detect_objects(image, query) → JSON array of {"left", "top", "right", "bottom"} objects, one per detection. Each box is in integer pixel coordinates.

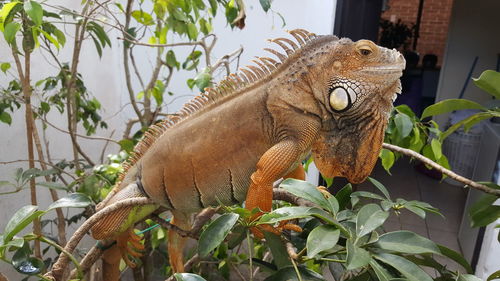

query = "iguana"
[{"left": 91, "top": 29, "right": 405, "bottom": 279}]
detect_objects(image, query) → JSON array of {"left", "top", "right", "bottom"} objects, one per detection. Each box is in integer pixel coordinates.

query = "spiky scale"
[
  {"left": 274, "top": 37, "right": 299, "bottom": 51},
  {"left": 252, "top": 58, "right": 271, "bottom": 74},
  {"left": 241, "top": 68, "right": 258, "bottom": 81},
  {"left": 247, "top": 65, "right": 265, "bottom": 78},
  {"left": 269, "top": 39, "right": 293, "bottom": 55},
  {"left": 264, "top": 48, "right": 287, "bottom": 62}
]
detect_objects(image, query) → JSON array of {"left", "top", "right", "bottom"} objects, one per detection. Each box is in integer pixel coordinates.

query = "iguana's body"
[{"left": 91, "top": 29, "right": 405, "bottom": 278}]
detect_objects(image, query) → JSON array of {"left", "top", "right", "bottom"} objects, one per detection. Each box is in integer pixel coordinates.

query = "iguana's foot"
[{"left": 116, "top": 228, "right": 145, "bottom": 268}]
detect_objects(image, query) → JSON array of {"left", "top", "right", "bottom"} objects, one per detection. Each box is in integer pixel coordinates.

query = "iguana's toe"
[{"left": 116, "top": 228, "right": 145, "bottom": 268}]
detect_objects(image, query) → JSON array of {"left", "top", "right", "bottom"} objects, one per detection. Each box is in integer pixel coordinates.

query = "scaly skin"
[{"left": 90, "top": 29, "right": 405, "bottom": 278}]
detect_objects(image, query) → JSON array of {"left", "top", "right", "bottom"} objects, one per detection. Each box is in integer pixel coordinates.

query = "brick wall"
[{"left": 381, "top": 0, "right": 454, "bottom": 66}]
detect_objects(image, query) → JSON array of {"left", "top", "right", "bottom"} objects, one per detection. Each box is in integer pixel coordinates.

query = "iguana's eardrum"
[{"left": 91, "top": 29, "right": 405, "bottom": 277}]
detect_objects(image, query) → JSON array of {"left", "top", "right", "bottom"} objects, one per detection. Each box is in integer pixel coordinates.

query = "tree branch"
[{"left": 382, "top": 143, "right": 500, "bottom": 196}]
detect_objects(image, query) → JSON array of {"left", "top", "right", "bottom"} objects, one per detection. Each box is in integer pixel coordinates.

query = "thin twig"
[
  {"left": 0, "top": 160, "right": 78, "bottom": 181},
  {"left": 41, "top": 117, "right": 120, "bottom": 144},
  {"left": 31, "top": 120, "right": 68, "bottom": 248},
  {"left": 122, "top": 0, "right": 143, "bottom": 122},
  {"left": 382, "top": 143, "right": 500, "bottom": 196}
]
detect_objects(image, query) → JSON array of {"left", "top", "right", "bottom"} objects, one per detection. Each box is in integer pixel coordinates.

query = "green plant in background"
[
  {"left": 172, "top": 178, "right": 480, "bottom": 281},
  {"left": 0, "top": 0, "right": 499, "bottom": 279}
]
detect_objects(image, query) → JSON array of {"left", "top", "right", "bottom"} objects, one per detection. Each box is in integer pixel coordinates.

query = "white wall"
[
  {"left": 0, "top": 1, "right": 335, "bottom": 279},
  {"left": 434, "top": 0, "right": 500, "bottom": 126}
]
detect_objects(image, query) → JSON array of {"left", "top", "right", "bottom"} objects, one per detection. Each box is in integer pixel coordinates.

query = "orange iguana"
[{"left": 91, "top": 29, "right": 405, "bottom": 279}]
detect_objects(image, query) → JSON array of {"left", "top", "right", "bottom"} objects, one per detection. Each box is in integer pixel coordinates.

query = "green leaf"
[
  {"left": 457, "top": 274, "right": 483, "bottom": 281},
  {"left": 280, "top": 178, "right": 332, "bottom": 212},
  {"left": 375, "top": 231, "right": 440, "bottom": 254},
  {"left": 441, "top": 112, "right": 494, "bottom": 140},
  {"left": 24, "top": 1, "right": 43, "bottom": 26},
  {"left": 194, "top": 71, "right": 211, "bottom": 91},
  {"left": 0, "top": 111, "right": 12, "bottom": 125},
  {"left": 471, "top": 204, "right": 500, "bottom": 227},
  {"left": 12, "top": 245, "right": 44, "bottom": 275},
  {"left": 199, "top": 18, "right": 211, "bottom": 35},
  {"left": 118, "top": 139, "right": 135, "bottom": 153},
  {"left": 335, "top": 183, "right": 352, "bottom": 210},
  {"left": 187, "top": 22, "right": 198, "bottom": 40},
  {"left": 4, "top": 21, "right": 21, "bottom": 44},
  {"left": 37, "top": 182, "right": 67, "bottom": 191},
  {"left": 370, "top": 260, "right": 393, "bottom": 281},
  {"left": 430, "top": 138, "right": 442, "bottom": 160},
  {"left": 263, "top": 232, "right": 292, "bottom": 269},
  {"left": 356, "top": 203, "right": 389, "bottom": 238},
  {"left": 259, "top": 206, "right": 336, "bottom": 225},
  {"left": 346, "top": 240, "right": 371, "bottom": 270},
  {"left": 374, "top": 253, "right": 433, "bottom": 281},
  {"left": 166, "top": 50, "right": 179, "bottom": 69},
  {"left": 473, "top": 70, "right": 500, "bottom": 99},
  {"left": 395, "top": 105, "right": 417, "bottom": 119},
  {"left": 38, "top": 27, "right": 59, "bottom": 49},
  {"left": 47, "top": 193, "right": 92, "bottom": 211},
  {"left": 437, "top": 244, "right": 472, "bottom": 273},
  {"left": 306, "top": 225, "right": 340, "bottom": 258},
  {"left": 88, "top": 21, "right": 111, "bottom": 47},
  {"left": 174, "top": 273, "right": 207, "bottom": 281},
  {"left": 368, "top": 177, "right": 391, "bottom": 200},
  {"left": 264, "top": 266, "right": 324, "bottom": 281},
  {"left": 3, "top": 205, "right": 45, "bottom": 243},
  {"left": 405, "top": 205, "right": 426, "bottom": 219},
  {"left": 259, "top": 0, "right": 271, "bottom": 12},
  {"left": 1, "top": 62, "right": 10, "bottom": 73},
  {"left": 0, "top": 2, "right": 21, "bottom": 31},
  {"left": 487, "top": 269, "right": 500, "bottom": 281},
  {"left": 208, "top": 0, "right": 217, "bottom": 15},
  {"left": 379, "top": 149, "right": 395, "bottom": 174},
  {"left": 394, "top": 113, "right": 413, "bottom": 138},
  {"left": 421, "top": 99, "right": 486, "bottom": 119},
  {"left": 131, "top": 10, "right": 154, "bottom": 26},
  {"left": 0, "top": 237, "right": 24, "bottom": 255},
  {"left": 52, "top": 28, "right": 66, "bottom": 46},
  {"left": 351, "top": 191, "right": 386, "bottom": 203},
  {"left": 89, "top": 34, "right": 103, "bottom": 57},
  {"left": 198, "top": 213, "right": 239, "bottom": 257},
  {"left": 469, "top": 194, "right": 500, "bottom": 227}
]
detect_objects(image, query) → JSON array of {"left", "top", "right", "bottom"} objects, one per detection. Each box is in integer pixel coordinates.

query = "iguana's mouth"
[{"left": 360, "top": 64, "right": 405, "bottom": 75}]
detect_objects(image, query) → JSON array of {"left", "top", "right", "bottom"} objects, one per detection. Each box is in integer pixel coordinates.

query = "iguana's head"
[
  {"left": 308, "top": 37, "right": 405, "bottom": 115},
  {"left": 308, "top": 37, "right": 405, "bottom": 183}
]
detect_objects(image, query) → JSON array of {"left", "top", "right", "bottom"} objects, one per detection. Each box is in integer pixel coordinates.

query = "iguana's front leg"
[{"left": 246, "top": 140, "right": 302, "bottom": 215}]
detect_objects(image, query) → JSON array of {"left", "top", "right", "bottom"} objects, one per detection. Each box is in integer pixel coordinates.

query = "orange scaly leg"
[
  {"left": 283, "top": 164, "right": 306, "bottom": 181},
  {"left": 168, "top": 212, "right": 192, "bottom": 273},
  {"left": 245, "top": 141, "right": 301, "bottom": 237}
]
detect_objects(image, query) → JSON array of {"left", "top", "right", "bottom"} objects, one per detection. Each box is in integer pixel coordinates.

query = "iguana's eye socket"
[
  {"left": 358, "top": 46, "right": 373, "bottom": 56},
  {"left": 329, "top": 87, "right": 351, "bottom": 112}
]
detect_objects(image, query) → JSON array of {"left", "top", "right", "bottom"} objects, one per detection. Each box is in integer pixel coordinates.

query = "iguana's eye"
[
  {"left": 329, "top": 87, "right": 351, "bottom": 112},
  {"left": 358, "top": 46, "right": 373, "bottom": 56}
]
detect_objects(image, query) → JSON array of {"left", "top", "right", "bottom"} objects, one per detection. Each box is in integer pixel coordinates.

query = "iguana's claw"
[
  {"left": 317, "top": 185, "right": 332, "bottom": 198},
  {"left": 250, "top": 220, "right": 303, "bottom": 239},
  {"left": 116, "top": 228, "right": 145, "bottom": 268}
]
